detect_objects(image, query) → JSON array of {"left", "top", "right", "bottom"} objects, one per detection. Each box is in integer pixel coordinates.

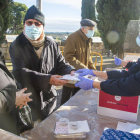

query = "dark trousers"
[{"left": 61, "top": 86, "right": 80, "bottom": 105}]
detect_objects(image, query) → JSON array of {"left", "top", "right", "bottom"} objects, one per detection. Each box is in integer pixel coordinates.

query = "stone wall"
[
  {"left": 124, "top": 20, "right": 140, "bottom": 53},
  {"left": 0, "top": 39, "right": 107, "bottom": 62},
  {"left": 91, "top": 42, "right": 108, "bottom": 55},
  {"left": 0, "top": 42, "right": 11, "bottom": 62}
]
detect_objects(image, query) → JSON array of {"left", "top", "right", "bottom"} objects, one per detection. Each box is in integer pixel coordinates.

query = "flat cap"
[{"left": 80, "top": 19, "right": 96, "bottom": 27}]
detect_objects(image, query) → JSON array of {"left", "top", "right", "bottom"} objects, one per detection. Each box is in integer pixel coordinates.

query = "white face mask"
[
  {"left": 136, "top": 36, "right": 140, "bottom": 46},
  {"left": 25, "top": 24, "right": 43, "bottom": 40},
  {"left": 86, "top": 30, "right": 95, "bottom": 38}
]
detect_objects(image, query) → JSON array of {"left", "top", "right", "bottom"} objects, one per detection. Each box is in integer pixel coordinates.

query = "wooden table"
[{"left": 23, "top": 89, "right": 140, "bottom": 140}]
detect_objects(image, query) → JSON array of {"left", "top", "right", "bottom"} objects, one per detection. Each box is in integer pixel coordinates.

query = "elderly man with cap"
[
  {"left": 9, "top": 5, "right": 75, "bottom": 123},
  {"left": 61, "top": 19, "right": 96, "bottom": 105}
]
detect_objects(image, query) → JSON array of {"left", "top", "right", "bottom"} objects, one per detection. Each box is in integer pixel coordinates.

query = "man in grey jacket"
[{"left": 9, "top": 5, "right": 75, "bottom": 122}]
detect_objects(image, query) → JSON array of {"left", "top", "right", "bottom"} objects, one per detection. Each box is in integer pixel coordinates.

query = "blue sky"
[{"left": 14, "top": 0, "right": 97, "bottom": 32}]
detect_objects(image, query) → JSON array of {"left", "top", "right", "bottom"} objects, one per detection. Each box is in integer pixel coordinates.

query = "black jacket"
[
  {"left": 0, "top": 51, "right": 19, "bottom": 135},
  {"left": 9, "top": 32, "right": 75, "bottom": 121}
]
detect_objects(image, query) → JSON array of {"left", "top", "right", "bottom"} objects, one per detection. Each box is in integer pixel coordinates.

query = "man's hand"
[
  {"left": 49, "top": 75, "right": 69, "bottom": 86},
  {"left": 15, "top": 88, "right": 33, "bottom": 109},
  {"left": 70, "top": 70, "right": 75, "bottom": 76}
]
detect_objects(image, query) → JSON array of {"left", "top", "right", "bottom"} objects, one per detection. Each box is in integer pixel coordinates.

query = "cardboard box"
[{"left": 97, "top": 90, "right": 139, "bottom": 122}]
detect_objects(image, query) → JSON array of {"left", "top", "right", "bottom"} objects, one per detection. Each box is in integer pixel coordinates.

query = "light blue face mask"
[
  {"left": 136, "top": 36, "right": 140, "bottom": 46},
  {"left": 25, "top": 24, "right": 42, "bottom": 40},
  {"left": 86, "top": 30, "right": 95, "bottom": 38}
]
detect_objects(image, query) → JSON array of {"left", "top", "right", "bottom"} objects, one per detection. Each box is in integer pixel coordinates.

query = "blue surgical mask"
[
  {"left": 86, "top": 30, "right": 95, "bottom": 38},
  {"left": 136, "top": 36, "right": 140, "bottom": 46},
  {"left": 25, "top": 24, "right": 42, "bottom": 40}
]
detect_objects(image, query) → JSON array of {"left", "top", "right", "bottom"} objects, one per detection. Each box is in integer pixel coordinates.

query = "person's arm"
[
  {"left": 64, "top": 36, "right": 88, "bottom": 70},
  {"left": 9, "top": 43, "right": 68, "bottom": 92},
  {"left": 93, "top": 80, "right": 101, "bottom": 89},
  {"left": 115, "top": 58, "right": 139, "bottom": 69},
  {"left": 76, "top": 68, "right": 131, "bottom": 80},
  {"left": 121, "top": 60, "right": 129, "bottom": 67},
  {"left": 0, "top": 88, "right": 33, "bottom": 114},
  {"left": 76, "top": 71, "right": 140, "bottom": 97},
  {"left": 100, "top": 70, "right": 140, "bottom": 96},
  {"left": 115, "top": 57, "right": 128, "bottom": 67},
  {"left": 106, "top": 61, "right": 140, "bottom": 80},
  {"left": 76, "top": 69, "right": 108, "bottom": 80},
  {"left": 55, "top": 42, "right": 76, "bottom": 75},
  {"left": 93, "top": 71, "right": 108, "bottom": 80}
]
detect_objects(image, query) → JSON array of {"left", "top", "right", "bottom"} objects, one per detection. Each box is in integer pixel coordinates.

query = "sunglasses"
[{"left": 25, "top": 20, "right": 42, "bottom": 27}]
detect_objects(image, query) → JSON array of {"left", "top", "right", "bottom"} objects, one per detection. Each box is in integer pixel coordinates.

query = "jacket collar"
[{"left": 78, "top": 29, "right": 92, "bottom": 43}]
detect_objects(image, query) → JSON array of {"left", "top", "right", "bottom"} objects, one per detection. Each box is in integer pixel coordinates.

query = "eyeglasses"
[{"left": 25, "top": 20, "right": 42, "bottom": 27}]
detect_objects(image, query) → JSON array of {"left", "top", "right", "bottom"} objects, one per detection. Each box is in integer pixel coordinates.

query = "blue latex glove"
[
  {"left": 114, "top": 57, "right": 122, "bottom": 66},
  {"left": 75, "top": 69, "right": 96, "bottom": 76},
  {"left": 75, "top": 76, "right": 94, "bottom": 90}
]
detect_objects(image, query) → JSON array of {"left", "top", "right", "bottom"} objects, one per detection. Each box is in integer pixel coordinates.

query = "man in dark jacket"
[
  {"left": 0, "top": 51, "right": 32, "bottom": 135},
  {"left": 75, "top": 60, "right": 140, "bottom": 96},
  {"left": 9, "top": 5, "right": 75, "bottom": 122}
]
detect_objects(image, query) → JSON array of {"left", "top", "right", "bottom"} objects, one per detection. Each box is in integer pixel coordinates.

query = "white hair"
[{"left": 81, "top": 26, "right": 87, "bottom": 30}]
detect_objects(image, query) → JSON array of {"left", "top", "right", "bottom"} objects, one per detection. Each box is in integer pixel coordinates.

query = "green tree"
[
  {"left": 94, "top": 29, "right": 100, "bottom": 37},
  {"left": 8, "top": 2, "right": 28, "bottom": 34},
  {"left": 0, "top": 0, "right": 13, "bottom": 44},
  {"left": 96, "top": 0, "right": 140, "bottom": 58},
  {"left": 81, "top": 0, "right": 96, "bottom": 21}
]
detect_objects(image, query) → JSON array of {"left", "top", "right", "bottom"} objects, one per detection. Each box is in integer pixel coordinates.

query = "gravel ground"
[{"left": 55, "top": 55, "right": 123, "bottom": 108}]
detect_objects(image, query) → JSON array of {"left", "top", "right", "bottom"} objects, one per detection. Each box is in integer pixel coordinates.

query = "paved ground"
[{"left": 55, "top": 55, "right": 123, "bottom": 108}]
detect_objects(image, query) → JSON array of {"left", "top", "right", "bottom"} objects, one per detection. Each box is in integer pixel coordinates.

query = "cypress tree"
[
  {"left": 0, "top": 0, "right": 13, "bottom": 45},
  {"left": 96, "top": 0, "right": 140, "bottom": 58},
  {"left": 81, "top": 0, "right": 96, "bottom": 21}
]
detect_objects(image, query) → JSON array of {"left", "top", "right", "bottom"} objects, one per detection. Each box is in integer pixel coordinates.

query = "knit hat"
[{"left": 24, "top": 5, "right": 45, "bottom": 26}]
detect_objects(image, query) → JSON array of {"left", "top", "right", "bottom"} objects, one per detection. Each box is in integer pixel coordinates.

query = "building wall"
[{"left": 124, "top": 20, "right": 140, "bottom": 53}]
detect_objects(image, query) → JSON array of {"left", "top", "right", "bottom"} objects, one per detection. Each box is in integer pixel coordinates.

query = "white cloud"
[{"left": 44, "top": 0, "right": 82, "bottom": 9}]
